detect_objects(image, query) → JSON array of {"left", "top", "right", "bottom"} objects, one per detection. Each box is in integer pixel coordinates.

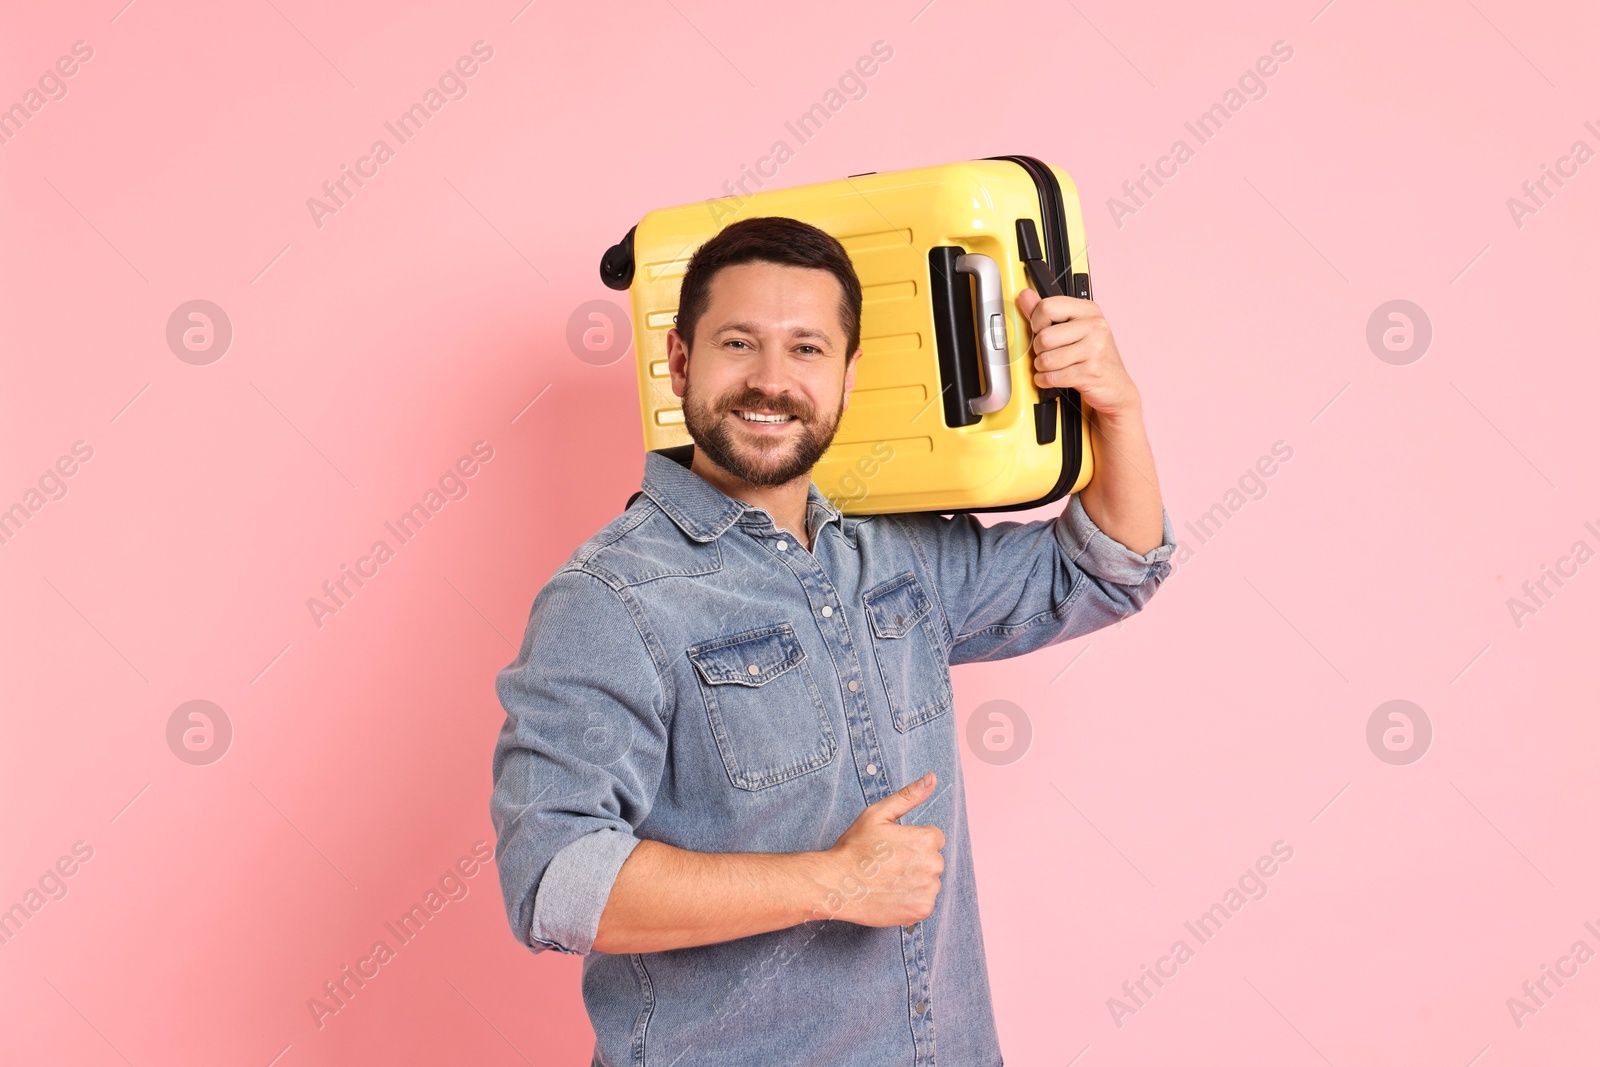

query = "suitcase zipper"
[
  {"left": 986, "top": 154, "right": 1092, "bottom": 300},
  {"left": 983, "top": 154, "right": 1089, "bottom": 503}
]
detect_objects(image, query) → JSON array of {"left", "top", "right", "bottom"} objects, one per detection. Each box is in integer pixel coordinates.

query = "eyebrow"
[{"left": 712, "top": 322, "right": 835, "bottom": 346}]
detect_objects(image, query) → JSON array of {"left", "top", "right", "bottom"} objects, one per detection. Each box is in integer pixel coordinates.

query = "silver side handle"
[{"left": 955, "top": 253, "right": 1011, "bottom": 416}]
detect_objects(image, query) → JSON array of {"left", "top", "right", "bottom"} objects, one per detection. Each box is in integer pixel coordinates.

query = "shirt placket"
[
  {"left": 751, "top": 518, "right": 938, "bottom": 1064},
  {"left": 901, "top": 920, "right": 936, "bottom": 1064}
]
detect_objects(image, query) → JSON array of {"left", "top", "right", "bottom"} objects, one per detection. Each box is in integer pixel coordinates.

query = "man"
[{"left": 491, "top": 215, "right": 1174, "bottom": 1065}]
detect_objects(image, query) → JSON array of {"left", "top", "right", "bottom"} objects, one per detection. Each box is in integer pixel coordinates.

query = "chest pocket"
[
  {"left": 863, "top": 573, "right": 953, "bottom": 733},
  {"left": 687, "top": 623, "right": 837, "bottom": 791}
]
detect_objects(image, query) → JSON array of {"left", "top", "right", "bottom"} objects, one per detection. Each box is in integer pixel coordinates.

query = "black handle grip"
[{"left": 1017, "top": 218, "right": 1066, "bottom": 298}]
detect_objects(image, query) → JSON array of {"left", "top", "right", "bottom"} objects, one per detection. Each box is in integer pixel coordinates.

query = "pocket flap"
[
  {"left": 863, "top": 573, "right": 932, "bottom": 639},
  {"left": 688, "top": 624, "right": 806, "bottom": 686}
]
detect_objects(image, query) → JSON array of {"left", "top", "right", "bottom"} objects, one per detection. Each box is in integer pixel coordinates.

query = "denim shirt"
[{"left": 491, "top": 444, "right": 1175, "bottom": 1067}]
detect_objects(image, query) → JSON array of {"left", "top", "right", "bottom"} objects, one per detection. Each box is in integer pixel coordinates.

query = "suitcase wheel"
[{"left": 600, "top": 224, "right": 637, "bottom": 290}]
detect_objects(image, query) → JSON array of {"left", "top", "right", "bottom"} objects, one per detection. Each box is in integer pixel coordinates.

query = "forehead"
[{"left": 701, "top": 261, "right": 846, "bottom": 340}]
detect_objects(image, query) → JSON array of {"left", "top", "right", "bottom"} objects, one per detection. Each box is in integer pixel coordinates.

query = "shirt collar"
[{"left": 639, "top": 444, "right": 849, "bottom": 545}]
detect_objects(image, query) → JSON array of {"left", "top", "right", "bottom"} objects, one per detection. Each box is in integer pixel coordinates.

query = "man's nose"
[{"left": 742, "top": 349, "right": 794, "bottom": 400}]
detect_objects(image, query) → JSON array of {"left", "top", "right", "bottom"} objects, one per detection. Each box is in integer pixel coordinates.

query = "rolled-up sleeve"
[
  {"left": 490, "top": 567, "right": 669, "bottom": 955},
  {"left": 891, "top": 493, "right": 1175, "bottom": 666},
  {"left": 1057, "top": 492, "right": 1176, "bottom": 591}
]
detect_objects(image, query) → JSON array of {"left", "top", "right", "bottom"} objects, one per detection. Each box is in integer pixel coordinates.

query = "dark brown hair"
[{"left": 675, "top": 216, "right": 863, "bottom": 359}]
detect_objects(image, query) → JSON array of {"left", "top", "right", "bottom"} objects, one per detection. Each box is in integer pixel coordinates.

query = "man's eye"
[
  {"left": 724, "top": 339, "right": 751, "bottom": 350},
  {"left": 797, "top": 345, "right": 820, "bottom": 355}
]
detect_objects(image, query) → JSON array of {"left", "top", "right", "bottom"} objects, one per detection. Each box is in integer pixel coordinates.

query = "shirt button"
[
  {"left": 866, "top": 763, "right": 877, "bottom": 775},
  {"left": 776, "top": 540, "right": 788, "bottom": 551},
  {"left": 914, "top": 1001, "right": 926, "bottom": 1014},
  {"left": 748, "top": 664, "right": 760, "bottom": 675},
  {"left": 821, "top": 605, "right": 833, "bottom": 618},
  {"left": 847, "top": 680, "right": 859, "bottom": 692}
]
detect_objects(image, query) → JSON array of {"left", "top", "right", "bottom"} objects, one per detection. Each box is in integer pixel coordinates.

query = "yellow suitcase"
[{"left": 599, "top": 154, "right": 1095, "bottom": 516}]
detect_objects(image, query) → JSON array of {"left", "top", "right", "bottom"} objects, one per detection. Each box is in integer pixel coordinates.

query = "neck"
[{"left": 688, "top": 449, "right": 813, "bottom": 550}]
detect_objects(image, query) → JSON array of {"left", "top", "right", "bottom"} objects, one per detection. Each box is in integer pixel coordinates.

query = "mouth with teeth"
[{"left": 731, "top": 408, "right": 798, "bottom": 428}]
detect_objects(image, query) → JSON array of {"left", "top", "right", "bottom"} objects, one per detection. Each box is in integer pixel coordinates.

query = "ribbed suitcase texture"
[{"left": 599, "top": 155, "right": 1095, "bottom": 516}]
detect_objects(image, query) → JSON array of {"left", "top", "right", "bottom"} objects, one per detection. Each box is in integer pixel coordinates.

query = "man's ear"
[
  {"left": 840, "top": 348, "right": 862, "bottom": 411},
  {"left": 666, "top": 327, "right": 689, "bottom": 399}
]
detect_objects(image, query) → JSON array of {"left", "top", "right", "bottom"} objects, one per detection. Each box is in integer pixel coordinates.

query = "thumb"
[
  {"left": 872, "top": 772, "right": 936, "bottom": 823},
  {"left": 1015, "top": 286, "right": 1040, "bottom": 320}
]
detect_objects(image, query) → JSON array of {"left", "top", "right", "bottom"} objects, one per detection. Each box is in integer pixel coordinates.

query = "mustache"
[{"left": 721, "top": 393, "right": 812, "bottom": 420}]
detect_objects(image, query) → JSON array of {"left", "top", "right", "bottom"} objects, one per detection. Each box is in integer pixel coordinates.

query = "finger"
[
  {"left": 1034, "top": 363, "right": 1095, "bottom": 393},
  {"left": 1028, "top": 294, "right": 1095, "bottom": 335},
  {"left": 1031, "top": 341, "right": 1099, "bottom": 384},
  {"left": 1030, "top": 317, "right": 1096, "bottom": 358},
  {"left": 872, "top": 771, "right": 936, "bottom": 823}
]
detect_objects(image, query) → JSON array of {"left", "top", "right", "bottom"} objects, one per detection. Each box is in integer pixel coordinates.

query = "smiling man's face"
[{"left": 667, "top": 260, "right": 861, "bottom": 489}]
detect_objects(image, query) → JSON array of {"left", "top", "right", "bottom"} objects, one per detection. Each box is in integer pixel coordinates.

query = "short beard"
[{"left": 681, "top": 374, "right": 845, "bottom": 489}]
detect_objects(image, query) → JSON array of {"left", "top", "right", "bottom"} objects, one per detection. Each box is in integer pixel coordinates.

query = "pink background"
[{"left": 3, "top": 0, "right": 1597, "bottom": 1063}]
